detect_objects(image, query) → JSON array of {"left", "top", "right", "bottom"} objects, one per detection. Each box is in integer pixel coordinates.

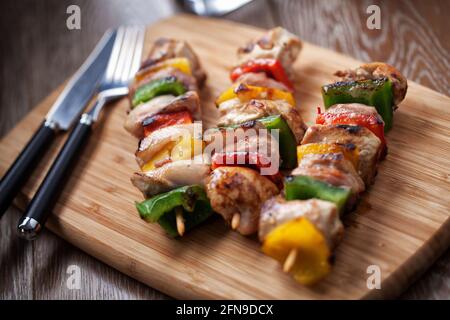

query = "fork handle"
[{"left": 17, "top": 114, "right": 93, "bottom": 240}]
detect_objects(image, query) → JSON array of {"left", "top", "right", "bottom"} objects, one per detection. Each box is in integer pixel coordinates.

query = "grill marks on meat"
[
  {"left": 235, "top": 72, "right": 291, "bottom": 91},
  {"left": 203, "top": 28, "right": 303, "bottom": 236},
  {"left": 205, "top": 122, "right": 279, "bottom": 163},
  {"left": 237, "top": 27, "right": 302, "bottom": 79},
  {"left": 127, "top": 38, "right": 211, "bottom": 230},
  {"left": 218, "top": 99, "right": 307, "bottom": 144},
  {"left": 206, "top": 166, "right": 279, "bottom": 235},
  {"left": 324, "top": 103, "right": 384, "bottom": 121},
  {"left": 301, "top": 124, "right": 382, "bottom": 185},
  {"left": 292, "top": 153, "right": 365, "bottom": 210},
  {"left": 293, "top": 153, "right": 364, "bottom": 194},
  {"left": 334, "top": 62, "right": 407, "bottom": 106},
  {"left": 140, "top": 37, "right": 206, "bottom": 87}
]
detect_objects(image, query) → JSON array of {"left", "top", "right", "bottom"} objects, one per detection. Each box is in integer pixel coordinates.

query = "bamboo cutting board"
[{"left": 1, "top": 14, "right": 449, "bottom": 299}]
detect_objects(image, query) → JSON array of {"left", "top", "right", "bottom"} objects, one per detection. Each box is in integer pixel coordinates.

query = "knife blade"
[
  {"left": 46, "top": 29, "right": 117, "bottom": 130},
  {"left": 0, "top": 29, "right": 117, "bottom": 217}
]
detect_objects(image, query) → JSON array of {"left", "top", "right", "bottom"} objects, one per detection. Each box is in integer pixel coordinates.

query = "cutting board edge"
[
  {"left": 363, "top": 216, "right": 450, "bottom": 299},
  {"left": 1, "top": 14, "right": 450, "bottom": 300}
]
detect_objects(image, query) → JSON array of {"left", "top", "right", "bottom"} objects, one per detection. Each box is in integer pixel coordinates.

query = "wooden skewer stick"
[
  {"left": 231, "top": 213, "right": 240, "bottom": 230},
  {"left": 175, "top": 207, "right": 185, "bottom": 236},
  {"left": 283, "top": 249, "right": 298, "bottom": 273}
]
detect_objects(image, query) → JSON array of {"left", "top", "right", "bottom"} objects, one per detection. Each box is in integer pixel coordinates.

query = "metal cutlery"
[
  {"left": 182, "top": 0, "right": 253, "bottom": 16},
  {"left": 0, "top": 30, "right": 117, "bottom": 218},
  {"left": 17, "top": 26, "right": 145, "bottom": 239}
]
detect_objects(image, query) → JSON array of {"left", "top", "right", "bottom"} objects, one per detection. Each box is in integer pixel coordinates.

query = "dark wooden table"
[{"left": 1, "top": 0, "right": 449, "bottom": 299}]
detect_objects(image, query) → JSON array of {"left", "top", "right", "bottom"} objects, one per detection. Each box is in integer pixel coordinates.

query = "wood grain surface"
[
  {"left": 1, "top": 0, "right": 449, "bottom": 299},
  {"left": 1, "top": 13, "right": 449, "bottom": 300}
]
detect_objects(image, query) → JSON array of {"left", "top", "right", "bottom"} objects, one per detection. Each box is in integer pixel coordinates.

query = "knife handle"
[
  {"left": 17, "top": 114, "right": 93, "bottom": 240},
  {"left": 0, "top": 121, "right": 57, "bottom": 217}
]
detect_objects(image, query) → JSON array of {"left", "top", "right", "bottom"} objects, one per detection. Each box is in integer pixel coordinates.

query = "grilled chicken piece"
[
  {"left": 319, "top": 103, "right": 387, "bottom": 159},
  {"left": 135, "top": 123, "right": 200, "bottom": 167},
  {"left": 129, "top": 67, "right": 198, "bottom": 100},
  {"left": 206, "top": 166, "right": 279, "bottom": 235},
  {"left": 125, "top": 91, "right": 201, "bottom": 138},
  {"left": 235, "top": 72, "right": 291, "bottom": 91},
  {"left": 293, "top": 153, "right": 365, "bottom": 194},
  {"left": 334, "top": 62, "right": 407, "bottom": 105},
  {"left": 218, "top": 99, "right": 307, "bottom": 144},
  {"left": 205, "top": 122, "right": 279, "bottom": 161},
  {"left": 292, "top": 153, "right": 365, "bottom": 210},
  {"left": 139, "top": 38, "right": 206, "bottom": 86},
  {"left": 237, "top": 27, "right": 302, "bottom": 77},
  {"left": 131, "top": 160, "right": 210, "bottom": 198},
  {"left": 301, "top": 125, "right": 382, "bottom": 185},
  {"left": 325, "top": 103, "right": 384, "bottom": 120},
  {"left": 259, "top": 196, "right": 344, "bottom": 248},
  {"left": 215, "top": 98, "right": 242, "bottom": 116}
]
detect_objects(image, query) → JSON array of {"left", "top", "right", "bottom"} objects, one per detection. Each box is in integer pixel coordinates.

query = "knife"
[{"left": 0, "top": 29, "right": 117, "bottom": 218}]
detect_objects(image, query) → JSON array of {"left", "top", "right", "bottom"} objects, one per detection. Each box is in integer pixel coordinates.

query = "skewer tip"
[
  {"left": 231, "top": 213, "right": 240, "bottom": 230},
  {"left": 175, "top": 208, "right": 185, "bottom": 236},
  {"left": 283, "top": 249, "right": 297, "bottom": 273}
]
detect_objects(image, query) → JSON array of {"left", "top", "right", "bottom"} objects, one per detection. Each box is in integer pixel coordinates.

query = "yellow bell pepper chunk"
[
  {"left": 262, "top": 218, "right": 331, "bottom": 285},
  {"left": 142, "top": 135, "right": 204, "bottom": 171},
  {"left": 171, "top": 135, "right": 204, "bottom": 161},
  {"left": 297, "top": 143, "right": 359, "bottom": 169},
  {"left": 141, "top": 143, "right": 175, "bottom": 171},
  {"left": 136, "top": 57, "right": 192, "bottom": 82},
  {"left": 216, "top": 84, "right": 295, "bottom": 107}
]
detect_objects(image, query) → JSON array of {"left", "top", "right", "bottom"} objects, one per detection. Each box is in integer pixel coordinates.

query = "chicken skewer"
[
  {"left": 126, "top": 33, "right": 409, "bottom": 286},
  {"left": 125, "top": 38, "right": 212, "bottom": 237},
  {"left": 260, "top": 63, "right": 408, "bottom": 285},
  {"left": 206, "top": 27, "right": 305, "bottom": 235}
]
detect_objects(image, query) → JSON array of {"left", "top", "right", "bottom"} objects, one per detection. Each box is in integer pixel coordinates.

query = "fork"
[{"left": 17, "top": 26, "right": 145, "bottom": 240}]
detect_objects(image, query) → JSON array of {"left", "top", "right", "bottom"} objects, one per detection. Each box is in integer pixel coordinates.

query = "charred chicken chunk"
[
  {"left": 293, "top": 152, "right": 364, "bottom": 194},
  {"left": 235, "top": 72, "right": 291, "bottom": 91},
  {"left": 237, "top": 27, "right": 302, "bottom": 76},
  {"left": 206, "top": 166, "right": 279, "bottom": 235},
  {"left": 139, "top": 37, "right": 206, "bottom": 86},
  {"left": 218, "top": 99, "right": 307, "bottom": 144},
  {"left": 292, "top": 152, "right": 365, "bottom": 210},
  {"left": 301, "top": 125, "right": 381, "bottom": 185},
  {"left": 205, "top": 122, "right": 278, "bottom": 159},
  {"left": 325, "top": 103, "right": 383, "bottom": 119},
  {"left": 334, "top": 62, "right": 407, "bottom": 105}
]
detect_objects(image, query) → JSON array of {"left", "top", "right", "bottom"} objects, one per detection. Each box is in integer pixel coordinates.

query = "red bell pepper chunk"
[
  {"left": 230, "top": 58, "right": 294, "bottom": 91},
  {"left": 316, "top": 110, "right": 387, "bottom": 157},
  {"left": 143, "top": 110, "right": 193, "bottom": 137},
  {"left": 211, "top": 151, "right": 283, "bottom": 188}
]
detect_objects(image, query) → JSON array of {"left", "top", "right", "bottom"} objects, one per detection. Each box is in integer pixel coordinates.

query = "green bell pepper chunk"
[
  {"left": 135, "top": 185, "right": 213, "bottom": 237},
  {"left": 218, "top": 115, "right": 297, "bottom": 169},
  {"left": 321, "top": 78, "right": 394, "bottom": 132},
  {"left": 256, "top": 115, "right": 297, "bottom": 169},
  {"left": 132, "top": 77, "right": 186, "bottom": 107},
  {"left": 284, "top": 175, "right": 351, "bottom": 213}
]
